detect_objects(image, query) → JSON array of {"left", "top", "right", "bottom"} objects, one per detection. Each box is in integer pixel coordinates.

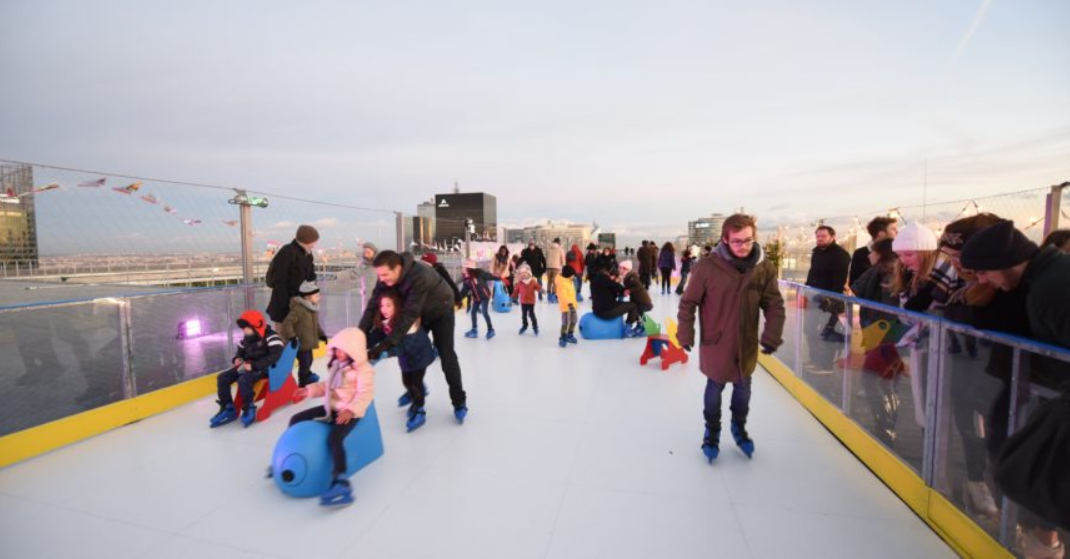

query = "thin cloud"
[{"left": 951, "top": 0, "right": 994, "bottom": 64}]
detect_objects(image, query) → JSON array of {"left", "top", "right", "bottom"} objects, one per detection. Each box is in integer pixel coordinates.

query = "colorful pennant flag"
[
  {"left": 34, "top": 183, "right": 61, "bottom": 193},
  {"left": 140, "top": 193, "right": 158, "bottom": 205},
  {"left": 183, "top": 219, "right": 202, "bottom": 226},
  {"left": 77, "top": 178, "right": 106, "bottom": 188},
  {"left": 163, "top": 205, "right": 178, "bottom": 214},
  {"left": 222, "top": 220, "right": 238, "bottom": 227},
  {"left": 112, "top": 181, "right": 142, "bottom": 194}
]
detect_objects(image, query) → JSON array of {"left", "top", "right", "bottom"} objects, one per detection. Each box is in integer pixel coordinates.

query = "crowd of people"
[
  {"left": 804, "top": 215, "right": 1070, "bottom": 557},
  {"left": 212, "top": 218, "right": 1068, "bottom": 548}
]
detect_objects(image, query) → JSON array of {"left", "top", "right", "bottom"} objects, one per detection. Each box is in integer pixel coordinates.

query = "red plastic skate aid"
[
  {"left": 639, "top": 318, "right": 688, "bottom": 371},
  {"left": 234, "top": 338, "right": 307, "bottom": 422}
]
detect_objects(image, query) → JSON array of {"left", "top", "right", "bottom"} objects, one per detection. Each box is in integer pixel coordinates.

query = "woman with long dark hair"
[{"left": 657, "top": 242, "right": 676, "bottom": 295}]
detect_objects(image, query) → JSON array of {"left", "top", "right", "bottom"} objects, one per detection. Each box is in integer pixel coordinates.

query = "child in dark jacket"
[
  {"left": 210, "top": 310, "right": 285, "bottom": 428},
  {"left": 513, "top": 263, "right": 543, "bottom": 335},
  {"left": 459, "top": 259, "right": 495, "bottom": 340},
  {"left": 368, "top": 289, "right": 438, "bottom": 432}
]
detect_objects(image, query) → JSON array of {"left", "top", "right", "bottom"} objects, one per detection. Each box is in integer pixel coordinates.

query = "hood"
[
  {"left": 328, "top": 327, "right": 368, "bottom": 366},
  {"left": 237, "top": 309, "right": 268, "bottom": 339},
  {"left": 717, "top": 241, "right": 764, "bottom": 272}
]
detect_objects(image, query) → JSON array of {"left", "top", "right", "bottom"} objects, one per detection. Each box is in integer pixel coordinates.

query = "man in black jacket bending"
[{"left": 359, "top": 251, "right": 469, "bottom": 423}]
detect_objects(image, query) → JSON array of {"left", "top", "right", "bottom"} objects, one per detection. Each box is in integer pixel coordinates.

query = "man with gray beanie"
[
  {"left": 266, "top": 225, "right": 319, "bottom": 328},
  {"left": 961, "top": 219, "right": 1070, "bottom": 349}
]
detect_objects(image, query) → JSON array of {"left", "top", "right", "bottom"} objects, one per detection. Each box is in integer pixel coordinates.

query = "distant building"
[
  {"left": 412, "top": 199, "right": 436, "bottom": 250},
  {"left": 0, "top": 163, "right": 39, "bottom": 270},
  {"left": 688, "top": 213, "right": 726, "bottom": 247},
  {"left": 503, "top": 221, "right": 594, "bottom": 249},
  {"left": 597, "top": 233, "right": 616, "bottom": 249},
  {"left": 434, "top": 192, "right": 497, "bottom": 245}
]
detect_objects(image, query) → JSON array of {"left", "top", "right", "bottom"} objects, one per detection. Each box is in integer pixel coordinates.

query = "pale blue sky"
[{"left": 1, "top": 0, "right": 1067, "bottom": 249}]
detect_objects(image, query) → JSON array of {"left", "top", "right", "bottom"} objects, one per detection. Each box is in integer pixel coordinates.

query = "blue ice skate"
[
  {"left": 319, "top": 478, "right": 354, "bottom": 507},
  {"left": 731, "top": 420, "right": 754, "bottom": 458},
  {"left": 702, "top": 426, "right": 720, "bottom": 463},
  {"left": 209, "top": 401, "right": 237, "bottom": 428}
]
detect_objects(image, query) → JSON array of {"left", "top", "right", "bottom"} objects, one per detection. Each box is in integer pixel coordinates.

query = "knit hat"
[
  {"left": 298, "top": 280, "right": 320, "bottom": 297},
  {"left": 363, "top": 241, "right": 377, "bottom": 253},
  {"left": 587, "top": 243, "right": 598, "bottom": 250},
  {"left": 961, "top": 220, "right": 1039, "bottom": 271},
  {"left": 296, "top": 224, "right": 320, "bottom": 244},
  {"left": 892, "top": 222, "right": 938, "bottom": 252},
  {"left": 421, "top": 253, "right": 438, "bottom": 265},
  {"left": 463, "top": 258, "right": 477, "bottom": 269}
]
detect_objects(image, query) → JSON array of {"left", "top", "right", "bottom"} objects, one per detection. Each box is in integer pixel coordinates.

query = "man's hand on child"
[
  {"left": 336, "top": 410, "right": 355, "bottom": 424},
  {"left": 294, "top": 387, "right": 308, "bottom": 399}
]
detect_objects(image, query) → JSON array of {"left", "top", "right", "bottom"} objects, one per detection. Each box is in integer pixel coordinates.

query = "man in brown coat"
[{"left": 677, "top": 214, "right": 785, "bottom": 463}]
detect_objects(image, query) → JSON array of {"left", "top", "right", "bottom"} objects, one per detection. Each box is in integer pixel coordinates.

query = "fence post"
[
  {"left": 921, "top": 319, "right": 943, "bottom": 486},
  {"left": 1043, "top": 182, "right": 1066, "bottom": 238},
  {"left": 998, "top": 347, "right": 1025, "bottom": 546},
  {"left": 118, "top": 298, "right": 137, "bottom": 399}
]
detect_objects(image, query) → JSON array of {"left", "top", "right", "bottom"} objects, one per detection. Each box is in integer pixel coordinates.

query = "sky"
[{"left": 1, "top": 0, "right": 1068, "bottom": 250}]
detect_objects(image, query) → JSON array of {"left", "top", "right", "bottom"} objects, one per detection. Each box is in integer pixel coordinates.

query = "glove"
[
  {"left": 760, "top": 343, "right": 776, "bottom": 355},
  {"left": 367, "top": 343, "right": 387, "bottom": 363}
]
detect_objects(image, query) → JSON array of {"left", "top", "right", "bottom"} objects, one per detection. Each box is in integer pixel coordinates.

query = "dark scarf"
[{"left": 717, "top": 242, "right": 763, "bottom": 273}]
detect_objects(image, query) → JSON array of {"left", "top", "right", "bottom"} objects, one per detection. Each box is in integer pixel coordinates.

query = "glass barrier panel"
[
  {"left": 929, "top": 322, "right": 1014, "bottom": 541},
  {"left": 0, "top": 301, "right": 125, "bottom": 435},
  {"left": 797, "top": 286, "right": 847, "bottom": 408},
  {"left": 839, "top": 295, "right": 929, "bottom": 474},
  {"left": 129, "top": 289, "right": 234, "bottom": 395},
  {"left": 772, "top": 281, "right": 801, "bottom": 374}
]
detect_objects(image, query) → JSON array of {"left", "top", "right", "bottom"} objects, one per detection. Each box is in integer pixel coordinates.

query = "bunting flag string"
[{"left": 77, "top": 177, "right": 106, "bottom": 188}]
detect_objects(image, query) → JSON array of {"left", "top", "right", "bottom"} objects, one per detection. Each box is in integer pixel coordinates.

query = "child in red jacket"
[{"left": 513, "top": 263, "right": 543, "bottom": 335}]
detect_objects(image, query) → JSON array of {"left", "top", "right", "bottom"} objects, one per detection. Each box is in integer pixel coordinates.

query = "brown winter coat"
[
  {"left": 278, "top": 297, "right": 327, "bottom": 352},
  {"left": 676, "top": 251, "right": 786, "bottom": 383}
]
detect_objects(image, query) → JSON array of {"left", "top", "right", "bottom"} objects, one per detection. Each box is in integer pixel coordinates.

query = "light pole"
[{"left": 229, "top": 190, "right": 268, "bottom": 309}]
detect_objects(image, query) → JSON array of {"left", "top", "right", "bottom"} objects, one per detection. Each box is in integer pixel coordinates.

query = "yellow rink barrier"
[
  {"left": 0, "top": 346, "right": 328, "bottom": 469},
  {"left": 758, "top": 353, "right": 1011, "bottom": 559}
]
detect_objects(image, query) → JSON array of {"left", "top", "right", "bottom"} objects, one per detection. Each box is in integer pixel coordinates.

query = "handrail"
[{"left": 780, "top": 280, "right": 1070, "bottom": 363}]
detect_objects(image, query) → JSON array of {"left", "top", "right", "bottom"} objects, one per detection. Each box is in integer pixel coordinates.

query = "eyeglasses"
[{"left": 728, "top": 238, "right": 755, "bottom": 247}]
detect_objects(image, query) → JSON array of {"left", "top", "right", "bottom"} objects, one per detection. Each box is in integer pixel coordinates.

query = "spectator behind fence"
[
  {"left": 962, "top": 219, "right": 1070, "bottom": 553},
  {"left": 850, "top": 216, "right": 899, "bottom": 287}
]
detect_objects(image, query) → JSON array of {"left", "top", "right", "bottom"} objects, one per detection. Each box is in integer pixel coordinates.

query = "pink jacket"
[{"left": 305, "top": 327, "right": 376, "bottom": 418}]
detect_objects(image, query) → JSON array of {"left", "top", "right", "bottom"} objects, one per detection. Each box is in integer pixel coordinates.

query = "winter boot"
[
  {"left": 486, "top": 329, "right": 496, "bottom": 340},
  {"left": 240, "top": 404, "right": 257, "bottom": 428},
  {"left": 454, "top": 406, "right": 468, "bottom": 424},
  {"left": 965, "top": 481, "right": 999, "bottom": 517},
  {"left": 320, "top": 477, "right": 354, "bottom": 507},
  {"left": 559, "top": 335, "right": 568, "bottom": 348},
  {"left": 406, "top": 408, "right": 427, "bottom": 432},
  {"left": 465, "top": 329, "right": 479, "bottom": 338},
  {"left": 209, "top": 401, "right": 238, "bottom": 428},
  {"left": 519, "top": 325, "right": 528, "bottom": 335},
  {"left": 730, "top": 419, "right": 754, "bottom": 458},
  {"left": 701, "top": 425, "right": 721, "bottom": 463}
]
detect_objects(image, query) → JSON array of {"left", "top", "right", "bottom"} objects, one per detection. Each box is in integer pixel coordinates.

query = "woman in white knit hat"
[{"left": 891, "top": 221, "right": 941, "bottom": 311}]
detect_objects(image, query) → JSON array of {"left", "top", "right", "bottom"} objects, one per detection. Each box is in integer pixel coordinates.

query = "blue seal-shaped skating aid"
[
  {"left": 271, "top": 401, "right": 384, "bottom": 498},
  {"left": 492, "top": 281, "right": 512, "bottom": 313},
  {"left": 578, "top": 313, "right": 627, "bottom": 340}
]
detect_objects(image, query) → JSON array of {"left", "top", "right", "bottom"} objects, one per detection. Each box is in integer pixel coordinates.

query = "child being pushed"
[
  {"left": 291, "top": 327, "right": 376, "bottom": 506},
  {"left": 368, "top": 289, "right": 438, "bottom": 432}
]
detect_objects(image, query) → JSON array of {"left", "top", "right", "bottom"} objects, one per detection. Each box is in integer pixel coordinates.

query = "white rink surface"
[{"left": 0, "top": 292, "right": 956, "bottom": 559}]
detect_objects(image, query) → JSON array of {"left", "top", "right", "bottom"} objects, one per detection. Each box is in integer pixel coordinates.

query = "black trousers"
[
  {"left": 660, "top": 267, "right": 673, "bottom": 292},
  {"left": 640, "top": 272, "right": 651, "bottom": 291},
  {"left": 217, "top": 366, "right": 267, "bottom": 410},
  {"left": 595, "top": 302, "right": 639, "bottom": 325},
  {"left": 296, "top": 349, "right": 314, "bottom": 385},
  {"left": 425, "top": 311, "right": 467, "bottom": 409},
  {"left": 521, "top": 303, "right": 538, "bottom": 328},
  {"left": 289, "top": 406, "right": 359, "bottom": 478},
  {"left": 402, "top": 367, "right": 428, "bottom": 410}
]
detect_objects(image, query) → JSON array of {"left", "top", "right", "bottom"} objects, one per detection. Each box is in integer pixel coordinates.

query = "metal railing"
[{"left": 772, "top": 280, "right": 1069, "bottom": 553}]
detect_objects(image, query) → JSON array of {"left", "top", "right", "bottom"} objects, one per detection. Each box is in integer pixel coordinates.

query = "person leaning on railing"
[{"left": 961, "top": 219, "right": 1070, "bottom": 557}]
